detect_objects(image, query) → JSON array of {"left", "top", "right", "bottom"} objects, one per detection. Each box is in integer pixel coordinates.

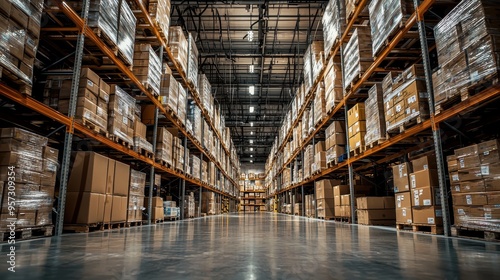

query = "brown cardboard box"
[
  {"left": 480, "top": 150, "right": 500, "bottom": 164},
  {"left": 457, "top": 168, "right": 483, "bottom": 182},
  {"left": 114, "top": 161, "right": 130, "bottom": 196},
  {"left": 347, "top": 103, "right": 366, "bottom": 127},
  {"left": 411, "top": 186, "right": 441, "bottom": 207},
  {"left": 410, "top": 169, "right": 438, "bottom": 189},
  {"left": 329, "top": 133, "right": 346, "bottom": 146},
  {"left": 145, "top": 196, "right": 164, "bottom": 208},
  {"left": 484, "top": 179, "right": 500, "bottom": 192},
  {"left": 452, "top": 193, "right": 488, "bottom": 206},
  {"left": 315, "top": 180, "right": 340, "bottom": 199},
  {"left": 334, "top": 206, "right": 342, "bottom": 216},
  {"left": 395, "top": 192, "right": 413, "bottom": 224},
  {"left": 455, "top": 145, "right": 478, "bottom": 158},
  {"left": 105, "top": 159, "right": 115, "bottom": 194},
  {"left": 481, "top": 163, "right": 500, "bottom": 179},
  {"left": 151, "top": 207, "right": 164, "bottom": 220},
  {"left": 357, "top": 209, "right": 396, "bottom": 224},
  {"left": 384, "top": 197, "right": 396, "bottom": 209},
  {"left": 341, "top": 194, "right": 351, "bottom": 206},
  {"left": 68, "top": 152, "right": 107, "bottom": 194},
  {"left": 333, "top": 185, "right": 350, "bottom": 197},
  {"left": 478, "top": 139, "right": 499, "bottom": 154},
  {"left": 340, "top": 205, "right": 351, "bottom": 217},
  {"left": 103, "top": 194, "right": 113, "bottom": 223},
  {"left": 447, "top": 155, "right": 458, "bottom": 172},
  {"left": 484, "top": 206, "right": 500, "bottom": 219},
  {"left": 348, "top": 121, "right": 366, "bottom": 138},
  {"left": 134, "top": 119, "right": 147, "bottom": 138},
  {"left": 454, "top": 180, "right": 485, "bottom": 193},
  {"left": 357, "top": 197, "right": 385, "bottom": 210},
  {"left": 393, "top": 162, "right": 412, "bottom": 193},
  {"left": 411, "top": 155, "right": 437, "bottom": 172},
  {"left": 42, "top": 146, "right": 59, "bottom": 162},
  {"left": 64, "top": 192, "right": 105, "bottom": 224},
  {"left": 349, "top": 132, "right": 365, "bottom": 150},
  {"left": 112, "top": 196, "right": 128, "bottom": 222},
  {"left": 412, "top": 206, "right": 443, "bottom": 225},
  {"left": 457, "top": 155, "right": 481, "bottom": 169},
  {"left": 334, "top": 195, "right": 341, "bottom": 206},
  {"left": 315, "top": 141, "right": 325, "bottom": 153},
  {"left": 487, "top": 192, "right": 500, "bottom": 205}
]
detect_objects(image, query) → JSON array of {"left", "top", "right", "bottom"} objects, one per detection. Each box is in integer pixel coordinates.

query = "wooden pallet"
[
  {"left": 63, "top": 223, "right": 103, "bottom": 233},
  {"left": 102, "top": 221, "right": 126, "bottom": 230},
  {"left": 91, "top": 27, "right": 118, "bottom": 53},
  {"left": 141, "top": 81, "right": 159, "bottom": 97},
  {"left": 386, "top": 114, "right": 428, "bottom": 135},
  {"left": 396, "top": 223, "right": 413, "bottom": 231},
  {"left": 78, "top": 118, "right": 108, "bottom": 136},
  {"left": 153, "top": 218, "right": 164, "bottom": 224},
  {"left": 317, "top": 216, "right": 335, "bottom": 220},
  {"left": 1, "top": 225, "right": 53, "bottom": 242},
  {"left": 0, "top": 66, "right": 33, "bottom": 95},
  {"left": 108, "top": 134, "right": 133, "bottom": 149},
  {"left": 396, "top": 223, "right": 444, "bottom": 235},
  {"left": 359, "top": 220, "right": 395, "bottom": 226},
  {"left": 364, "top": 138, "right": 387, "bottom": 151},
  {"left": 333, "top": 216, "right": 351, "bottom": 223},
  {"left": 125, "top": 221, "right": 143, "bottom": 227},
  {"left": 451, "top": 226, "right": 500, "bottom": 242},
  {"left": 434, "top": 94, "right": 462, "bottom": 115},
  {"left": 350, "top": 145, "right": 364, "bottom": 156},
  {"left": 134, "top": 146, "right": 154, "bottom": 158},
  {"left": 165, "top": 216, "right": 179, "bottom": 221}
]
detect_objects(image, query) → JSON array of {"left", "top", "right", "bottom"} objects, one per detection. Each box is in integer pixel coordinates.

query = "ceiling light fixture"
[
  {"left": 249, "top": 140, "right": 254, "bottom": 144},
  {"left": 250, "top": 148, "right": 254, "bottom": 151},
  {"left": 249, "top": 106, "right": 254, "bottom": 113},
  {"left": 250, "top": 155, "right": 253, "bottom": 158},
  {"left": 249, "top": 64, "right": 254, "bottom": 73},
  {"left": 247, "top": 30, "right": 254, "bottom": 42},
  {"left": 250, "top": 160, "right": 253, "bottom": 163},
  {"left": 250, "top": 131, "right": 254, "bottom": 135},
  {"left": 250, "top": 122, "right": 254, "bottom": 127},
  {"left": 249, "top": 85, "right": 255, "bottom": 95}
]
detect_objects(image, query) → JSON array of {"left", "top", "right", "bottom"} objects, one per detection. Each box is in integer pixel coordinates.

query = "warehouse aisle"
[{"left": 1, "top": 213, "right": 500, "bottom": 279}]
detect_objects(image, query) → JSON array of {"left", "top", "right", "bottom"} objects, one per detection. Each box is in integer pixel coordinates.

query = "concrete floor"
[{"left": 1, "top": 212, "right": 500, "bottom": 279}]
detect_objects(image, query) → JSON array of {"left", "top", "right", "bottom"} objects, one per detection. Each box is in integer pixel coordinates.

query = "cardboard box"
[
  {"left": 349, "top": 132, "right": 365, "bottom": 150},
  {"left": 484, "top": 206, "right": 500, "bottom": 220},
  {"left": 412, "top": 206, "right": 442, "bottom": 225},
  {"left": 357, "top": 197, "right": 385, "bottom": 210},
  {"left": 341, "top": 194, "right": 351, "bottom": 206},
  {"left": 488, "top": 193, "right": 500, "bottom": 205},
  {"left": 347, "top": 103, "right": 366, "bottom": 127},
  {"left": 340, "top": 205, "right": 351, "bottom": 217},
  {"left": 105, "top": 159, "right": 115, "bottom": 194},
  {"left": 395, "top": 192, "right": 412, "bottom": 224},
  {"left": 411, "top": 155, "right": 437, "bottom": 172},
  {"left": 103, "top": 194, "right": 113, "bottom": 223},
  {"left": 134, "top": 119, "right": 147, "bottom": 138},
  {"left": 334, "top": 195, "right": 341, "bottom": 206},
  {"left": 42, "top": 146, "right": 59, "bottom": 162},
  {"left": 452, "top": 193, "right": 488, "bottom": 206},
  {"left": 480, "top": 150, "right": 500, "bottom": 164},
  {"left": 114, "top": 161, "right": 130, "bottom": 196},
  {"left": 454, "top": 180, "right": 485, "bottom": 193},
  {"left": 64, "top": 192, "right": 105, "bottom": 224},
  {"left": 457, "top": 168, "right": 483, "bottom": 182},
  {"left": 457, "top": 155, "right": 481, "bottom": 169},
  {"left": 447, "top": 154, "right": 458, "bottom": 171},
  {"left": 411, "top": 186, "right": 441, "bottom": 207},
  {"left": 478, "top": 139, "right": 499, "bottom": 154},
  {"left": 315, "top": 180, "right": 340, "bottom": 199},
  {"left": 151, "top": 207, "right": 164, "bottom": 220},
  {"left": 145, "top": 196, "right": 164, "bottom": 208},
  {"left": 410, "top": 169, "right": 438, "bottom": 189},
  {"left": 357, "top": 209, "right": 396, "bottom": 224},
  {"left": 68, "top": 152, "right": 108, "bottom": 194},
  {"left": 112, "top": 196, "right": 128, "bottom": 222},
  {"left": 455, "top": 145, "right": 478, "bottom": 158},
  {"left": 315, "top": 141, "right": 325, "bottom": 153},
  {"left": 333, "top": 185, "right": 349, "bottom": 197},
  {"left": 393, "top": 162, "right": 412, "bottom": 193},
  {"left": 329, "top": 133, "right": 346, "bottom": 146},
  {"left": 484, "top": 179, "right": 500, "bottom": 192}
]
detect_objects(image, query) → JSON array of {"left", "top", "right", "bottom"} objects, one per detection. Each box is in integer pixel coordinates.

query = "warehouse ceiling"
[{"left": 170, "top": 0, "right": 327, "bottom": 163}]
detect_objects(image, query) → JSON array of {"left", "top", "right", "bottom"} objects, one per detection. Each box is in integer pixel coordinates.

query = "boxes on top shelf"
[
  {"left": 322, "top": 0, "right": 345, "bottom": 55},
  {"left": 364, "top": 84, "right": 386, "bottom": 147},
  {"left": 343, "top": 27, "right": 372, "bottom": 91},
  {"left": 133, "top": 44, "right": 162, "bottom": 96},
  {"left": 323, "top": 58, "right": 344, "bottom": 113},
  {"left": 303, "top": 41, "right": 325, "bottom": 91},
  {"left": 117, "top": 0, "right": 136, "bottom": 65},
  {"left": 109, "top": 85, "right": 135, "bottom": 145},
  {"left": 168, "top": 26, "right": 188, "bottom": 74},
  {"left": 148, "top": 0, "right": 171, "bottom": 40},
  {"left": 187, "top": 33, "right": 199, "bottom": 90}
]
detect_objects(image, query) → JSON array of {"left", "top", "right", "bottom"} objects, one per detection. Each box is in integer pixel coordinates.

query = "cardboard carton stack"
[
  {"left": 383, "top": 65, "right": 429, "bottom": 133},
  {"left": 185, "top": 192, "right": 195, "bottom": 218},
  {"left": 145, "top": 197, "right": 163, "bottom": 221},
  {"left": 148, "top": 0, "right": 171, "bottom": 40},
  {"left": 410, "top": 155, "right": 442, "bottom": 226},
  {"left": 305, "top": 194, "right": 316, "bottom": 217},
  {"left": 173, "top": 135, "right": 186, "bottom": 171},
  {"left": 334, "top": 184, "right": 371, "bottom": 218},
  {"left": 316, "top": 179, "right": 339, "bottom": 219},
  {"left": 65, "top": 152, "right": 129, "bottom": 225},
  {"left": 393, "top": 162, "right": 413, "bottom": 224},
  {"left": 313, "top": 84, "right": 327, "bottom": 126},
  {"left": 133, "top": 119, "right": 153, "bottom": 155},
  {"left": 177, "top": 86, "right": 187, "bottom": 124},
  {"left": 364, "top": 84, "right": 386, "bottom": 148},
  {"left": 154, "top": 127, "right": 173, "bottom": 165},
  {"left": 433, "top": 0, "right": 500, "bottom": 110},
  {"left": 0, "top": 0, "right": 44, "bottom": 91},
  {"left": 303, "top": 41, "right": 325, "bottom": 92},
  {"left": 187, "top": 100, "right": 202, "bottom": 142},
  {"left": 368, "top": 0, "right": 413, "bottom": 56},
  {"left": 117, "top": 0, "right": 136, "bottom": 65},
  {"left": 198, "top": 73, "right": 214, "bottom": 120},
  {"left": 168, "top": 26, "right": 188, "bottom": 74},
  {"left": 303, "top": 144, "right": 313, "bottom": 179},
  {"left": 325, "top": 121, "right": 346, "bottom": 165},
  {"left": 158, "top": 65, "right": 179, "bottom": 112},
  {"left": 312, "top": 141, "right": 326, "bottom": 174},
  {"left": 109, "top": 85, "right": 135, "bottom": 145},
  {"left": 323, "top": 58, "right": 344, "bottom": 113},
  {"left": 347, "top": 103, "right": 366, "bottom": 152},
  {"left": 187, "top": 33, "right": 199, "bottom": 90},
  {"left": 322, "top": 0, "right": 345, "bottom": 55},
  {"left": 302, "top": 109, "right": 310, "bottom": 140},
  {"left": 451, "top": 140, "right": 500, "bottom": 232},
  {"left": 294, "top": 203, "right": 303, "bottom": 216},
  {"left": 133, "top": 44, "right": 161, "bottom": 96},
  {"left": 343, "top": 27, "right": 372, "bottom": 91},
  {"left": 356, "top": 197, "right": 396, "bottom": 225},
  {"left": 164, "top": 197, "right": 178, "bottom": 219},
  {"left": 201, "top": 160, "right": 208, "bottom": 183},
  {"left": 0, "top": 128, "right": 57, "bottom": 230},
  {"left": 190, "top": 155, "right": 201, "bottom": 180},
  {"left": 127, "top": 170, "right": 145, "bottom": 223}
]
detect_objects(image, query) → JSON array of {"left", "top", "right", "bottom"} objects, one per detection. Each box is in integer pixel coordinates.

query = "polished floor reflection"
[{"left": 1, "top": 212, "right": 500, "bottom": 279}]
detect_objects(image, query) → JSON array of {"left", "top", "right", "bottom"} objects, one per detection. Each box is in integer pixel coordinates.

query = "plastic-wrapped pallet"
[
  {"left": 168, "top": 26, "right": 188, "bottom": 74},
  {"left": 322, "top": 0, "right": 345, "bottom": 55},
  {"left": 188, "top": 100, "right": 202, "bottom": 142},
  {"left": 117, "top": 0, "right": 136, "bottom": 65},
  {"left": 343, "top": 27, "right": 373, "bottom": 90},
  {"left": 0, "top": 128, "right": 57, "bottom": 230},
  {"left": 88, "top": 0, "right": 119, "bottom": 44},
  {"left": 302, "top": 109, "right": 310, "bottom": 140},
  {"left": 177, "top": 86, "right": 187, "bottom": 124},
  {"left": 303, "top": 41, "right": 325, "bottom": 92},
  {"left": 364, "top": 84, "right": 386, "bottom": 147},
  {"left": 133, "top": 44, "right": 161, "bottom": 96},
  {"left": 190, "top": 155, "right": 201, "bottom": 180},
  {"left": 323, "top": 58, "right": 343, "bottom": 113},
  {"left": 109, "top": 85, "right": 136, "bottom": 145},
  {"left": 368, "top": 0, "right": 414, "bottom": 56},
  {"left": 154, "top": 127, "right": 173, "bottom": 165},
  {"left": 148, "top": 0, "right": 171, "bottom": 40},
  {"left": 187, "top": 33, "right": 199, "bottom": 90},
  {"left": 314, "top": 83, "right": 326, "bottom": 126},
  {"left": 433, "top": 0, "right": 500, "bottom": 110},
  {"left": 198, "top": 73, "right": 213, "bottom": 117},
  {"left": 127, "top": 170, "right": 146, "bottom": 223}
]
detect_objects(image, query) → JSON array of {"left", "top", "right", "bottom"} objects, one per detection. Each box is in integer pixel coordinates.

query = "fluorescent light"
[
  {"left": 250, "top": 122, "right": 254, "bottom": 127},
  {"left": 250, "top": 160, "right": 253, "bottom": 163},
  {"left": 250, "top": 155, "right": 253, "bottom": 158},
  {"left": 247, "top": 30, "right": 254, "bottom": 41},
  {"left": 249, "top": 106, "right": 254, "bottom": 113},
  {"left": 250, "top": 131, "right": 254, "bottom": 135},
  {"left": 250, "top": 148, "right": 254, "bottom": 151},
  {"left": 249, "top": 65, "right": 254, "bottom": 73},
  {"left": 249, "top": 140, "right": 254, "bottom": 144},
  {"left": 249, "top": 85, "right": 255, "bottom": 95}
]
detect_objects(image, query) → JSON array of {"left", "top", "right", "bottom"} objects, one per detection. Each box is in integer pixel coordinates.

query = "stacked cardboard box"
[
  {"left": 364, "top": 84, "right": 386, "bottom": 147},
  {"left": 303, "top": 145, "right": 313, "bottom": 179},
  {"left": 322, "top": 0, "right": 345, "bottom": 55},
  {"left": 201, "top": 160, "right": 208, "bottom": 183},
  {"left": 0, "top": 0, "right": 44, "bottom": 90},
  {"left": 312, "top": 141, "right": 326, "bottom": 174},
  {"left": 158, "top": 66, "right": 180, "bottom": 113},
  {"left": 65, "top": 152, "right": 129, "bottom": 225},
  {"left": 173, "top": 135, "right": 186, "bottom": 171},
  {"left": 0, "top": 128, "right": 57, "bottom": 230},
  {"left": 177, "top": 86, "right": 187, "bottom": 124},
  {"left": 357, "top": 197, "right": 396, "bottom": 225},
  {"left": 148, "top": 0, "right": 171, "bottom": 40},
  {"left": 313, "top": 84, "right": 326, "bottom": 126},
  {"left": 202, "top": 191, "right": 216, "bottom": 215},
  {"left": 127, "top": 170, "right": 146, "bottom": 223},
  {"left": 109, "top": 85, "right": 135, "bottom": 145},
  {"left": 145, "top": 197, "right": 163, "bottom": 221},
  {"left": 133, "top": 119, "right": 153, "bottom": 154},
  {"left": 168, "top": 26, "right": 188, "bottom": 74},
  {"left": 334, "top": 184, "right": 371, "bottom": 218},
  {"left": 133, "top": 44, "right": 161, "bottom": 96},
  {"left": 117, "top": 0, "right": 136, "bottom": 65},
  {"left": 185, "top": 192, "right": 195, "bottom": 218},
  {"left": 164, "top": 198, "right": 178, "bottom": 219},
  {"left": 187, "top": 33, "right": 199, "bottom": 89},
  {"left": 325, "top": 121, "right": 346, "bottom": 164},
  {"left": 393, "top": 162, "right": 413, "bottom": 224},
  {"left": 316, "top": 179, "right": 339, "bottom": 219},
  {"left": 187, "top": 100, "right": 202, "bottom": 142},
  {"left": 347, "top": 103, "right": 366, "bottom": 152},
  {"left": 47, "top": 68, "right": 109, "bottom": 133},
  {"left": 410, "top": 155, "right": 442, "bottom": 225},
  {"left": 323, "top": 58, "right": 343, "bottom": 113},
  {"left": 198, "top": 73, "right": 214, "bottom": 119},
  {"left": 451, "top": 140, "right": 500, "bottom": 232},
  {"left": 368, "top": 0, "right": 413, "bottom": 56},
  {"left": 433, "top": 0, "right": 500, "bottom": 108},
  {"left": 303, "top": 41, "right": 324, "bottom": 91},
  {"left": 294, "top": 203, "right": 303, "bottom": 216},
  {"left": 190, "top": 155, "right": 201, "bottom": 180},
  {"left": 154, "top": 127, "right": 173, "bottom": 165},
  {"left": 282, "top": 168, "right": 291, "bottom": 188},
  {"left": 383, "top": 65, "right": 429, "bottom": 133},
  {"left": 305, "top": 194, "right": 316, "bottom": 217},
  {"left": 343, "top": 27, "right": 372, "bottom": 90}
]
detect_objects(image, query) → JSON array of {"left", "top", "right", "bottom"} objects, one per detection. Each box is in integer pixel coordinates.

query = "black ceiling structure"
[{"left": 170, "top": 0, "right": 327, "bottom": 163}]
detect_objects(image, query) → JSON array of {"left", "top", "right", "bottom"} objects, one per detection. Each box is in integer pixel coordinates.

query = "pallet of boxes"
[
  {"left": 394, "top": 155, "right": 444, "bottom": 234},
  {"left": 164, "top": 196, "right": 178, "bottom": 221},
  {"left": 357, "top": 197, "right": 396, "bottom": 226},
  {"left": 185, "top": 192, "right": 195, "bottom": 218},
  {"left": 450, "top": 140, "right": 500, "bottom": 241},
  {"left": 0, "top": 128, "right": 57, "bottom": 241},
  {"left": 325, "top": 121, "right": 346, "bottom": 166},
  {"left": 127, "top": 170, "right": 146, "bottom": 227},
  {"left": 65, "top": 152, "right": 129, "bottom": 232},
  {"left": 311, "top": 141, "right": 326, "bottom": 175},
  {"left": 305, "top": 195, "right": 316, "bottom": 218},
  {"left": 315, "top": 179, "right": 338, "bottom": 220},
  {"left": 144, "top": 196, "right": 164, "bottom": 223},
  {"left": 202, "top": 191, "right": 216, "bottom": 216},
  {"left": 334, "top": 183, "right": 371, "bottom": 222},
  {"left": 347, "top": 104, "right": 366, "bottom": 155}
]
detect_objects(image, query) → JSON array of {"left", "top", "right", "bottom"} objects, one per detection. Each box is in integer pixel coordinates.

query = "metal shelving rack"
[
  {"left": 0, "top": 0, "right": 241, "bottom": 235},
  {"left": 264, "top": 0, "right": 500, "bottom": 236}
]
